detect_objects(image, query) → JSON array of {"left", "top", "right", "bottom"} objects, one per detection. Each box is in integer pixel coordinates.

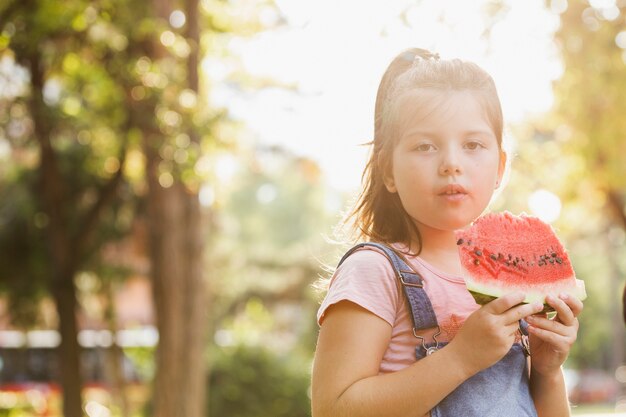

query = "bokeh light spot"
[
  {"left": 160, "top": 30, "right": 176, "bottom": 47},
  {"left": 170, "top": 10, "right": 186, "bottom": 28},
  {"left": 528, "top": 189, "right": 562, "bottom": 223},
  {"left": 158, "top": 172, "right": 174, "bottom": 188}
]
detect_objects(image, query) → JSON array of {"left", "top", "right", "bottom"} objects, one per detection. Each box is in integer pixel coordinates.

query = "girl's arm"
[
  {"left": 311, "top": 293, "right": 544, "bottom": 417},
  {"left": 527, "top": 294, "right": 583, "bottom": 417}
]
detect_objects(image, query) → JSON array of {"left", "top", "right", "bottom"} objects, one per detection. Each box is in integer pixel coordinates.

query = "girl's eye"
[
  {"left": 465, "top": 141, "right": 485, "bottom": 150},
  {"left": 415, "top": 143, "right": 436, "bottom": 152}
]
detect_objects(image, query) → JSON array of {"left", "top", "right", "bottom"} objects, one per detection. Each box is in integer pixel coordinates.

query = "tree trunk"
[
  {"left": 181, "top": 0, "right": 209, "bottom": 415},
  {"left": 144, "top": 141, "right": 207, "bottom": 417},
  {"left": 29, "top": 50, "right": 84, "bottom": 417},
  {"left": 144, "top": 149, "right": 186, "bottom": 417},
  {"left": 103, "top": 280, "right": 130, "bottom": 417},
  {"left": 180, "top": 186, "right": 207, "bottom": 417},
  {"left": 142, "top": 0, "right": 208, "bottom": 415},
  {"left": 52, "top": 279, "right": 84, "bottom": 417}
]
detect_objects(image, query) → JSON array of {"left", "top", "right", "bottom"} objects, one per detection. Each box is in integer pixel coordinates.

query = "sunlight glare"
[
  {"left": 589, "top": 0, "right": 616, "bottom": 9},
  {"left": 212, "top": 0, "right": 563, "bottom": 192},
  {"left": 199, "top": 185, "right": 215, "bottom": 207},
  {"left": 528, "top": 189, "right": 562, "bottom": 223},
  {"left": 85, "top": 401, "right": 111, "bottom": 417},
  {"left": 215, "top": 154, "right": 239, "bottom": 182}
]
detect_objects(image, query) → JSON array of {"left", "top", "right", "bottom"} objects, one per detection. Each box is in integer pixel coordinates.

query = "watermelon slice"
[{"left": 455, "top": 211, "right": 586, "bottom": 312}]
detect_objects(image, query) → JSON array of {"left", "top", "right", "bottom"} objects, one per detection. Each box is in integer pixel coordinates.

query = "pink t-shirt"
[{"left": 317, "top": 245, "right": 481, "bottom": 374}]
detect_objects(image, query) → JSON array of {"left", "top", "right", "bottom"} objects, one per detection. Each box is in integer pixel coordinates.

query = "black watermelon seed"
[
  {"left": 490, "top": 254, "right": 497, "bottom": 260},
  {"left": 556, "top": 258, "right": 562, "bottom": 264},
  {"left": 475, "top": 250, "right": 482, "bottom": 256},
  {"left": 498, "top": 253, "right": 503, "bottom": 259},
  {"left": 508, "top": 254, "right": 513, "bottom": 260},
  {"left": 549, "top": 258, "right": 555, "bottom": 264},
  {"left": 538, "top": 261, "right": 545, "bottom": 266},
  {"left": 473, "top": 259, "right": 480, "bottom": 265},
  {"left": 551, "top": 252, "right": 557, "bottom": 257},
  {"left": 456, "top": 238, "right": 464, "bottom": 245}
]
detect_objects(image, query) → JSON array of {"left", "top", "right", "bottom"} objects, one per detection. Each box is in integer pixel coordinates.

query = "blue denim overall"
[{"left": 338, "top": 243, "right": 538, "bottom": 417}]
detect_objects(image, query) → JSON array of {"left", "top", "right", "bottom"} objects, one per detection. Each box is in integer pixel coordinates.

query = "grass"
[{"left": 571, "top": 403, "right": 625, "bottom": 415}]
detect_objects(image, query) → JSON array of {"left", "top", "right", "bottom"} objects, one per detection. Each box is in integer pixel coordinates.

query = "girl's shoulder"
[
  {"left": 334, "top": 244, "right": 398, "bottom": 281},
  {"left": 333, "top": 242, "right": 417, "bottom": 283},
  {"left": 317, "top": 243, "right": 405, "bottom": 326},
  {"left": 338, "top": 241, "right": 413, "bottom": 265}
]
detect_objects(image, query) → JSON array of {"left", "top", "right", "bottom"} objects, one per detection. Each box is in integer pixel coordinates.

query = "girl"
[{"left": 311, "top": 49, "right": 582, "bottom": 417}]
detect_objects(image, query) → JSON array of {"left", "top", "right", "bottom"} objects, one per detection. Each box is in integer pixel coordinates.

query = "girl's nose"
[{"left": 439, "top": 152, "right": 462, "bottom": 176}]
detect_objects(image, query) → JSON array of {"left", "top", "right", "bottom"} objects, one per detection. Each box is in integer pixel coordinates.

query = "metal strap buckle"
[
  {"left": 414, "top": 326, "right": 441, "bottom": 356},
  {"left": 399, "top": 271, "right": 423, "bottom": 288},
  {"left": 519, "top": 328, "right": 531, "bottom": 357}
]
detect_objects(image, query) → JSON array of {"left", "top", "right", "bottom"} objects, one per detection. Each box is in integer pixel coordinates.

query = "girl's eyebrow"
[
  {"left": 402, "top": 128, "right": 495, "bottom": 138},
  {"left": 464, "top": 129, "right": 496, "bottom": 138}
]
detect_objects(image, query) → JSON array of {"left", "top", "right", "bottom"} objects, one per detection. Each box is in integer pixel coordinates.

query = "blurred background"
[{"left": 0, "top": 0, "right": 625, "bottom": 416}]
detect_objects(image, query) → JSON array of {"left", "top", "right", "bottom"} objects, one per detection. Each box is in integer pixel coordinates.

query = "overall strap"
[{"left": 337, "top": 243, "right": 439, "bottom": 332}]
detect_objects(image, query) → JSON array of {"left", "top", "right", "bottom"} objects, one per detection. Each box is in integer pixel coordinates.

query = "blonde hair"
[{"left": 345, "top": 48, "right": 504, "bottom": 253}]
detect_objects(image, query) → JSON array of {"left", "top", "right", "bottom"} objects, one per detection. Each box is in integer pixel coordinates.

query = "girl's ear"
[
  {"left": 382, "top": 165, "right": 397, "bottom": 193},
  {"left": 384, "top": 176, "right": 397, "bottom": 193},
  {"left": 379, "top": 149, "right": 397, "bottom": 192},
  {"left": 495, "top": 150, "right": 507, "bottom": 189}
]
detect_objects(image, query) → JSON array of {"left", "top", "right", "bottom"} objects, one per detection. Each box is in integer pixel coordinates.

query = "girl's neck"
[{"left": 412, "top": 228, "right": 462, "bottom": 276}]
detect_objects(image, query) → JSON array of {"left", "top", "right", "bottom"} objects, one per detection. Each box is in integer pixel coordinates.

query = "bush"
[{"left": 208, "top": 344, "right": 311, "bottom": 417}]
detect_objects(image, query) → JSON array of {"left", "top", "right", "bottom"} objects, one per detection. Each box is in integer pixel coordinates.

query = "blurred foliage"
[
  {"left": 209, "top": 344, "right": 311, "bottom": 417},
  {"left": 208, "top": 144, "right": 338, "bottom": 331},
  {"left": 202, "top": 143, "right": 342, "bottom": 415},
  {"left": 0, "top": 0, "right": 140, "bottom": 327},
  {"left": 548, "top": 0, "right": 626, "bottom": 370},
  {"left": 123, "top": 346, "right": 156, "bottom": 383},
  {"left": 488, "top": 0, "right": 626, "bottom": 370},
  {"left": 551, "top": 0, "right": 626, "bottom": 191}
]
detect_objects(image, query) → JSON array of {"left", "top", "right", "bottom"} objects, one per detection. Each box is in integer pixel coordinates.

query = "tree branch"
[
  {"left": 211, "top": 261, "right": 320, "bottom": 326},
  {"left": 73, "top": 131, "right": 130, "bottom": 258},
  {"left": 27, "top": 48, "right": 74, "bottom": 278},
  {"left": 607, "top": 190, "right": 626, "bottom": 230}
]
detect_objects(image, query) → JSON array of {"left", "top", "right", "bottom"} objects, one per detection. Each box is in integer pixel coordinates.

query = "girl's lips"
[
  {"left": 437, "top": 184, "right": 468, "bottom": 202},
  {"left": 440, "top": 193, "right": 468, "bottom": 202},
  {"left": 437, "top": 184, "right": 468, "bottom": 195}
]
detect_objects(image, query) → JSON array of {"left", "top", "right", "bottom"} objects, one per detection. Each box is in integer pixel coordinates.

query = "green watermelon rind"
[
  {"left": 465, "top": 272, "right": 586, "bottom": 314},
  {"left": 468, "top": 290, "right": 555, "bottom": 314}
]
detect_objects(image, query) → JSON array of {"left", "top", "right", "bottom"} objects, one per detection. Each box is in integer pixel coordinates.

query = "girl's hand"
[
  {"left": 450, "top": 292, "right": 544, "bottom": 376},
  {"left": 526, "top": 293, "right": 583, "bottom": 377}
]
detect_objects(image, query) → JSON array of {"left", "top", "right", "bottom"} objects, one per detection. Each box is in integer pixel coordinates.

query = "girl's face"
[{"left": 384, "top": 90, "right": 505, "bottom": 237}]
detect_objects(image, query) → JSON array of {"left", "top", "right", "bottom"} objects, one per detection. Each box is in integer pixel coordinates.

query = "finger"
[
  {"left": 545, "top": 295, "right": 575, "bottom": 326},
  {"left": 526, "top": 315, "right": 577, "bottom": 337},
  {"left": 501, "top": 301, "right": 544, "bottom": 325},
  {"left": 484, "top": 292, "right": 526, "bottom": 314},
  {"left": 559, "top": 293, "right": 583, "bottom": 318},
  {"left": 527, "top": 323, "right": 575, "bottom": 352},
  {"left": 505, "top": 321, "right": 523, "bottom": 337}
]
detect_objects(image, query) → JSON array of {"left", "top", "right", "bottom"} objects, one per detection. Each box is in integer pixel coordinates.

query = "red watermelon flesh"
[{"left": 455, "top": 211, "right": 586, "bottom": 312}]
